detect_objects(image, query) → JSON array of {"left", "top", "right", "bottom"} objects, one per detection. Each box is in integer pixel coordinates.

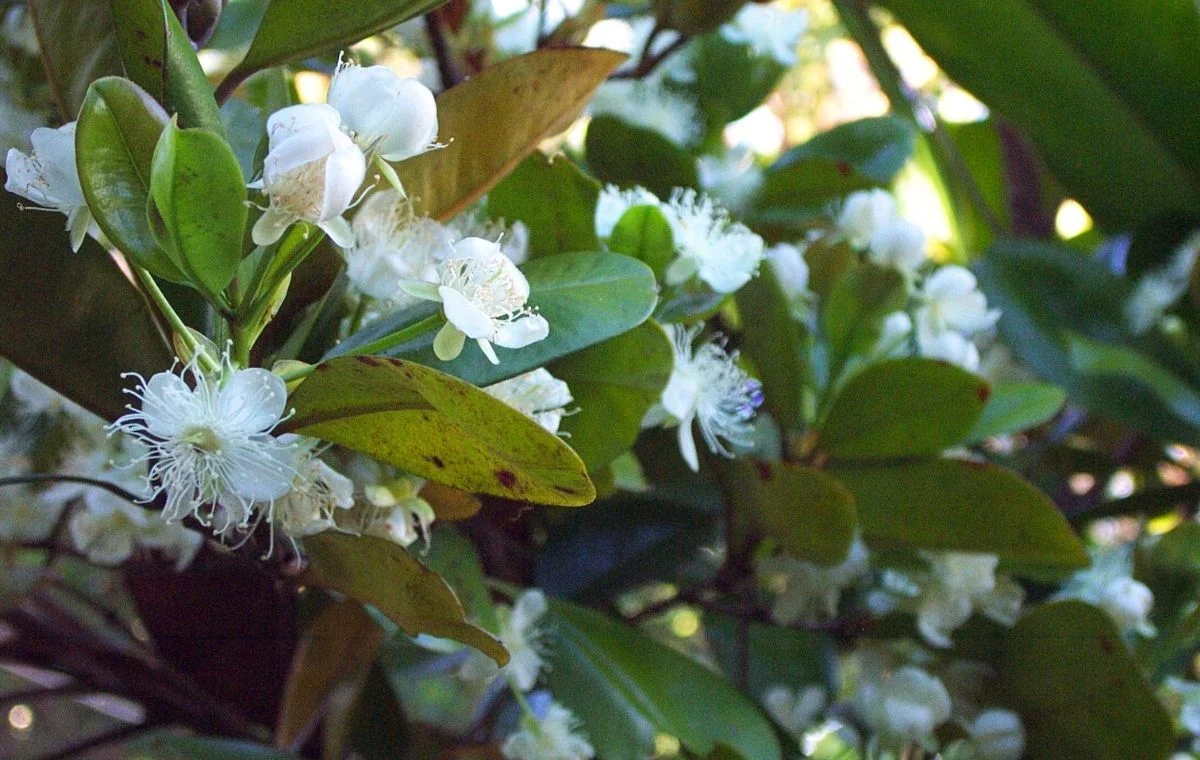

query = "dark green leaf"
[
  {"left": 423, "top": 526, "right": 498, "bottom": 630},
  {"left": 735, "top": 266, "right": 806, "bottom": 431},
  {"left": 965, "top": 381, "right": 1066, "bottom": 443},
  {"left": 830, "top": 458, "right": 1088, "bottom": 570},
  {"left": 487, "top": 151, "right": 600, "bottom": 257},
  {"left": 301, "top": 532, "right": 508, "bottom": 665},
  {"left": 942, "top": 119, "right": 1011, "bottom": 255},
  {"left": 820, "top": 261, "right": 906, "bottom": 381},
  {"left": 706, "top": 612, "right": 835, "bottom": 705},
  {"left": 877, "top": 0, "right": 1200, "bottom": 230},
  {"left": 818, "top": 358, "right": 989, "bottom": 459},
  {"left": 550, "top": 321, "right": 673, "bottom": 472},
  {"left": 333, "top": 252, "right": 658, "bottom": 387},
  {"left": 396, "top": 49, "right": 627, "bottom": 222},
  {"left": 997, "top": 601, "right": 1174, "bottom": 759},
  {"left": 127, "top": 734, "right": 302, "bottom": 759},
  {"left": 772, "top": 116, "right": 916, "bottom": 183},
  {"left": 28, "top": 0, "right": 122, "bottom": 118},
  {"left": 608, "top": 204, "right": 676, "bottom": 279},
  {"left": 585, "top": 115, "right": 699, "bottom": 199},
  {"left": 691, "top": 34, "right": 788, "bottom": 124},
  {"left": 0, "top": 182, "right": 172, "bottom": 420},
  {"left": 76, "top": 77, "right": 182, "bottom": 280},
  {"left": 110, "top": 0, "right": 224, "bottom": 134},
  {"left": 725, "top": 460, "right": 856, "bottom": 564},
  {"left": 149, "top": 121, "right": 247, "bottom": 297},
  {"left": 283, "top": 356, "right": 595, "bottom": 506},
  {"left": 543, "top": 599, "right": 781, "bottom": 760}
]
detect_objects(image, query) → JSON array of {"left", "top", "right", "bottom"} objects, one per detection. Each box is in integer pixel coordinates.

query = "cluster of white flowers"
[
  {"left": 837, "top": 188, "right": 928, "bottom": 274},
  {"left": 697, "top": 146, "right": 764, "bottom": 216},
  {"left": 353, "top": 464, "right": 438, "bottom": 550},
  {"left": 595, "top": 184, "right": 765, "bottom": 295},
  {"left": 765, "top": 241, "right": 814, "bottom": 310},
  {"left": 501, "top": 699, "right": 595, "bottom": 760},
  {"left": 252, "top": 61, "right": 438, "bottom": 248},
  {"left": 643, "top": 324, "right": 764, "bottom": 471},
  {"left": 589, "top": 79, "right": 701, "bottom": 148},
  {"left": 485, "top": 369, "right": 574, "bottom": 434},
  {"left": 1054, "top": 546, "right": 1155, "bottom": 636},
  {"left": 758, "top": 538, "right": 870, "bottom": 624},
  {"left": 854, "top": 659, "right": 952, "bottom": 749},
  {"left": 719, "top": 2, "right": 809, "bottom": 67}
]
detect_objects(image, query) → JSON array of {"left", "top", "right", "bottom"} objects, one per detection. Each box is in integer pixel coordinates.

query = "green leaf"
[
  {"left": 997, "top": 601, "right": 1174, "bottom": 759},
  {"left": 127, "top": 734, "right": 302, "bottom": 759},
  {"left": 818, "top": 358, "right": 990, "bottom": 459},
  {"left": 691, "top": 34, "right": 788, "bottom": 124},
  {"left": 820, "top": 261, "right": 906, "bottom": 381},
  {"left": 423, "top": 526, "right": 498, "bottom": 631},
  {"left": 283, "top": 356, "right": 595, "bottom": 506},
  {"left": 28, "top": 0, "right": 122, "bottom": 118},
  {"left": 965, "top": 381, "right": 1066, "bottom": 443},
  {"left": 735, "top": 265, "right": 807, "bottom": 431},
  {"left": 773, "top": 115, "right": 916, "bottom": 183},
  {"left": 149, "top": 121, "right": 247, "bottom": 297},
  {"left": 487, "top": 151, "right": 600, "bottom": 257},
  {"left": 608, "top": 204, "right": 676, "bottom": 280},
  {"left": 549, "top": 322, "right": 674, "bottom": 472},
  {"left": 543, "top": 599, "right": 781, "bottom": 760},
  {"left": 585, "top": 115, "right": 699, "bottom": 199},
  {"left": 76, "top": 77, "right": 182, "bottom": 280},
  {"left": 725, "top": 460, "right": 856, "bottom": 564},
  {"left": 301, "top": 532, "right": 508, "bottom": 665},
  {"left": 705, "top": 612, "right": 835, "bottom": 705},
  {"left": 0, "top": 182, "right": 172, "bottom": 421},
  {"left": 830, "top": 459, "right": 1088, "bottom": 570},
  {"left": 877, "top": 0, "right": 1200, "bottom": 230},
  {"left": 942, "top": 119, "right": 1011, "bottom": 255},
  {"left": 1138, "top": 522, "right": 1200, "bottom": 630},
  {"left": 1068, "top": 333, "right": 1200, "bottom": 431},
  {"left": 395, "top": 48, "right": 626, "bottom": 222},
  {"left": 218, "top": 0, "right": 449, "bottom": 97},
  {"left": 333, "top": 252, "right": 659, "bottom": 387},
  {"left": 110, "top": 0, "right": 225, "bottom": 134}
]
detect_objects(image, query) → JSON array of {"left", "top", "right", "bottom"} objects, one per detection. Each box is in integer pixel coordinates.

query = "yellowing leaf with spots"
[{"left": 283, "top": 356, "right": 595, "bottom": 506}]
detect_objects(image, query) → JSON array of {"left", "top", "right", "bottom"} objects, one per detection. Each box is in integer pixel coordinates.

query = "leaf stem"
[{"left": 132, "top": 265, "right": 220, "bottom": 373}]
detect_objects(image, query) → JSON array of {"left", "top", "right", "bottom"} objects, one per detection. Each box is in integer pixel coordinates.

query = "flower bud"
[{"left": 328, "top": 63, "right": 439, "bottom": 162}]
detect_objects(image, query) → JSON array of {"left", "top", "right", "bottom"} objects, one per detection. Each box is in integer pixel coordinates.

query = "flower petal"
[
  {"left": 439, "top": 285, "right": 496, "bottom": 339},
  {"left": 676, "top": 415, "right": 700, "bottom": 472},
  {"left": 222, "top": 437, "right": 297, "bottom": 501},
  {"left": 217, "top": 368, "right": 288, "bottom": 433},
  {"left": 477, "top": 338, "right": 499, "bottom": 365},
  {"left": 252, "top": 207, "right": 293, "bottom": 246},
  {"left": 433, "top": 321, "right": 467, "bottom": 361},
  {"left": 492, "top": 314, "right": 549, "bottom": 349},
  {"left": 319, "top": 216, "right": 355, "bottom": 248}
]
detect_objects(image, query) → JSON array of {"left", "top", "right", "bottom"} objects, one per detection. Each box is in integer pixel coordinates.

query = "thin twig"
[
  {"left": 0, "top": 475, "right": 146, "bottom": 508},
  {"left": 610, "top": 31, "right": 690, "bottom": 80},
  {"left": 425, "top": 13, "right": 464, "bottom": 89}
]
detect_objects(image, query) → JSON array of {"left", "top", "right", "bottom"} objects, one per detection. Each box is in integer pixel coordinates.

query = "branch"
[
  {"left": 425, "top": 12, "right": 464, "bottom": 89},
  {"left": 609, "top": 29, "right": 690, "bottom": 81},
  {"left": 0, "top": 475, "right": 148, "bottom": 508}
]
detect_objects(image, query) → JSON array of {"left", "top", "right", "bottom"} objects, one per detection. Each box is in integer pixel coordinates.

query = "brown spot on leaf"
[
  {"left": 315, "top": 363, "right": 331, "bottom": 371},
  {"left": 554, "top": 486, "right": 577, "bottom": 495},
  {"left": 1099, "top": 635, "right": 1116, "bottom": 655},
  {"left": 428, "top": 455, "right": 445, "bottom": 469},
  {"left": 495, "top": 470, "right": 517, "bottom": 488},
  {"left": 755, "top": 461, "right": 773, "bottom": 481},
  {"left": 356, "top": 356, "right": 384, "bottom": 366},
  {"left": 835, "top": 161, "right": 853, "bottom": 177},
  {"left": 977, "top": 384, "right": 991, "bottom": 403}
]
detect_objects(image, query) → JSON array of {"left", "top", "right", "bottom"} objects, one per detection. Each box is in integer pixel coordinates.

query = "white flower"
[
  {"left": 1126, "top": 230, "right": 1200, "bottom": 334},
  {"left": 3, "top": 6, "right": 40, "bottom": 56},
  {"left": 1055, "top": 547, "right": 1155, "bottom": 635},
  {"left": 720, "top": 2, "right": 808, "bottom": 66},
  {"left": 914, "top": 552, "right": 1024, "bottom": 649},
  {"left": 919, "top": 329, "right": 981, "bottom": 372},
  {"left": 110, "top": 358, "right": 298, "bottom": 531},
  {"left": 856, "top": 664, "right": 951, "bottom": 747},
  {"left": 650, "top": 324, "right": 763, "bottom": 472},
  {"left": 969, "top": 709, "right": 1025, "bottom": 760},
  {"left": 0, "top": 437, "right": 67, "bottom": 544},
  {"left": 274, "top": 437, "right": 356, "bottom": 538},
  {"left": 362, "top": 473, "right": 436, "bottom": 550},
  {"left": 589, "top": 80, "right": 701, "bottom": 148},
  {"left": 763, "top": 685, "right": 827, "bottom": 738},
  {"left": 327, "top": 61, "right": 439, "bottom": 162},
  {"left": 867, "top": 218, "right": 927, "bottom": 273},
  {"left": 595, "top": 184, "right": 660, "bottom": 239},
  {"left": 400, "top": 237, "right": 549, "bottom": 364},
  {"left": 501, "top": 700, "right": 594, "bottom": 760},
  {"left": 698, "top": 146, "right": 763, "bottom": 215},
  {"left": 5, "top": 121, "right": 93, "bottom": 251},
  {"left": 346, "top": 190, "right": 453, "bottom": 302},
  {"left": 445, "top": 210, "right": 530, "bottom": 266},
  {"left": 8, "top": 369, "right": 93, "bottom": 423},
  {"left": 1097, "top": 576, "right": 1154, "bottom": 634},
  {"left": 915, "top": 265, "right": 1001, "bottom": 343},
  {"left": 69, "top": 490, "right": 149, "bottom": 566},
  {"left": 461, "top": 589, "right": 548, "bottom": 690},
  {"left": 251, "top": 104, "right": 367, "bottom": 247},
  {"left": 758, "top": 539, "right": 869, "bottom": 624},
  {"left": 663, "top": 189, "right": 764, "bottom": 294},
  {"left": 766, "top": 243, "right": 811, "bottom": 303},
  {"left": 485, "top": 369, "right": 573, "bottom": 434},
  {"left": 837, "top": 189, "right": 897, "bottom": 250}
]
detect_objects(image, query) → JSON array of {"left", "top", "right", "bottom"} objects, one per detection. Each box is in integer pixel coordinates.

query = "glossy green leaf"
[
  {"left": 283, "top": 356, "right": 594, "bottom": 506},
  {"left": 423, "top": 526, "right": 498, "bottom": 631},
  {"left": 128, "top": 734, "right": 302, "bottom": 759},
  {"left": 820, "top": 262, "right": 906, "bottom": 381},
  {"left": 76, "top": 77, "right": 183, "bottom": 280},
  {"left": 217, "top": 0, "right": 448, "bottom": 97},
  {"left": 487, "top": 151, "right": 600, "bottom": 257},
  {"left": 942, "top": 119, "right": 1011, "bottom": 256},
  {"left": 658, "top": 0, "right": 747, "bottom": 36},
  {"left": 543, "top": 599, "right": 781, "bottom": 760},
  {"left": 965, "top": 381, "right": 1066, "bottom": 443},
  {"left": 1138, "top": 522, "right": 1200, "bottom": 631},
  {"left": 997, "top": 601, "right": 1174, "bottom": 759},
  {"left": 705, "top": 612, "right": 835, "bottom": 705},
  {"left": 608, "top": 203, "right": 676, "bottom": 279},
  {"left": 0, "top": 183, "right": 172, "bottom": 421},
  {"left": 149, "top": 121, "right": 247, "bottom": 297},
  {"left": 549, "top": 322, "right": 674, "bottom": 472},
  {"left": 585, "top": 115, "right": 699, "bottom": 199},
  {"left": 725, "top": 460, "right": 856, "bottom": 564},
  {"left": 332, "top": 252, "right": 658, "bottom": 387},
  {"left": 691, "top": 34, "right": 788, "bottom": 124},
  {"left": 736, "top": 265, "right": 807, "bottom": 431},
  {"left": 877, "top": 0, "right": 1200, "bottom": 230},
  {"left": 1068, "top": 333, "right": 1200, "bottom": 431},
  {"left": 301, "top": 532, "right": 508, "bottom": 665},
  {"left": 818, "top": 358, "right": 989, "bottom": 459},
  {"left": 773, "top": 116, "right": 916, "bottom": 182},
  {"left": 396, "top": 48, "right": 626, "bottom": 222},
  {"left": 28, "top": 0, "right": 122, "bottom": 118},
  {"left": 830, "top": 459, "right": 1088, "bottom": 570},
  {"left": 110, "top": 0, "right": 224, "bottom": 134}
]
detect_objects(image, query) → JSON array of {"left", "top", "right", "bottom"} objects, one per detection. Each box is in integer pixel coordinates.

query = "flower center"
[{"left": 181, "top": 426, "right": 222, "bottom": 454}]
